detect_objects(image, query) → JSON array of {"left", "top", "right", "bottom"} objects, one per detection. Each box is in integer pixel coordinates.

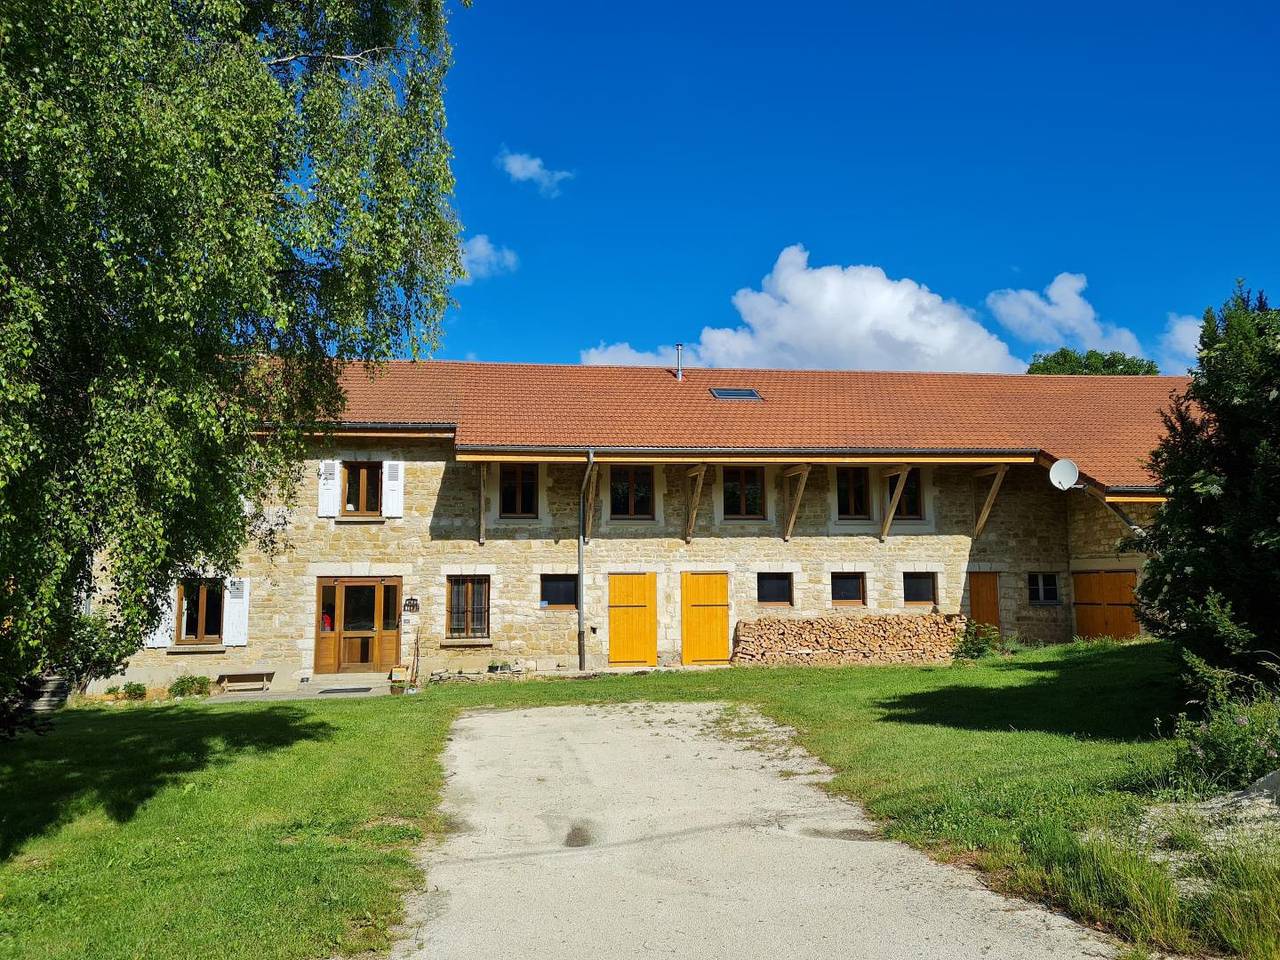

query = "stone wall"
[
  {"left": 732, "top": 613, "right": 965, "bottom": 665},
  {"left": 100, "top": 446, "right": 1116, "bottom": 691}
]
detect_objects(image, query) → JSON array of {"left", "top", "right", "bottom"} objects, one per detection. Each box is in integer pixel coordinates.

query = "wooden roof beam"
[
  {"left": 685, "top": 464, "right": 708, "bottom": 543},
  {"left": 879, "top": 464, "right": 910, "bottom": 540},
  {"left": 782, "top": 464, "right": 811, "bottom": 541},
  {"left": 973, "top": 464, "right": 1008, "bottom": 539},
  {"left": 582, "top": 462, "right": 600, "bottom": 543}
]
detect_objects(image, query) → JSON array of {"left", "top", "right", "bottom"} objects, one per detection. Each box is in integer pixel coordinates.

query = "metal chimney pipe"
[{"left": 675, "top": 343, "right": 684, "bottom": 381}]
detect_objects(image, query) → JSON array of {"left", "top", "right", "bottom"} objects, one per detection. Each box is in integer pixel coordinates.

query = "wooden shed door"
[
  {"left": 608, "top": 573, "right": 657, "bottom": 666},
  {"left": 681, "top": 572, "right": 730, "bottom": 665},
  {"left": 968, "top": 572, "right": 1000, "bottom": 631},
  {"left": 1072, "top": 571, "right": 1140, "bottom": 639}
]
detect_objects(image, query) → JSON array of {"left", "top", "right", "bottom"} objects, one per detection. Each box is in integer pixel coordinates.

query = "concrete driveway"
[{"left": 392, "top": 702, "right": 1117, "bottom": 960}]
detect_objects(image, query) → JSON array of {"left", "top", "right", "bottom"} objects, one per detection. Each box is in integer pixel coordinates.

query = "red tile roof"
[{"left": 337, "top": 361, "right": 1188, "bottom": 490}]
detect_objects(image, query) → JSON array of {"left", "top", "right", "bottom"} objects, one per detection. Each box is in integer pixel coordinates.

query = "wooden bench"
[{"left": 217, "top": 671, "right": 274, "bottom": 693}]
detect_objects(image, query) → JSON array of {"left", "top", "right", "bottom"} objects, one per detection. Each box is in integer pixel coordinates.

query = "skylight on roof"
[{"left": 709, "top": 387, "right": 762, "bottom": 400}]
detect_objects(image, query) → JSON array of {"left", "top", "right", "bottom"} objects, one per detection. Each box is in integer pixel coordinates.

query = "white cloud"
[
  {"left": 458, "top": 234, "right": 518, "bottom": 285},
  {"left": 1158, "top": 312, "right": 1202, "bottom": 374},
  {"left": 986, "top": 272, "right": 1144, "bottom": 355},
  {"left": 581, "top": 245, "right": 1025, "bottom": 372},
  {"left": 495, "top": 147, "right": 573, "bottom": 198}
]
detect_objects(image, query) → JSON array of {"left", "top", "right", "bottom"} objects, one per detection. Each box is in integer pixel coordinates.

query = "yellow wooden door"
[
  {"left": 967, "top": 572, "right": 1000, "bottom": 631},
  {"left": 608, "top": 573, "right": 657, "bottom": 666},
  {"left": 1072, "top": 571, "right": 1139, "bottom": 639},
  {"left": 681, "top": 572, "right": 730, "bottom": 665}
]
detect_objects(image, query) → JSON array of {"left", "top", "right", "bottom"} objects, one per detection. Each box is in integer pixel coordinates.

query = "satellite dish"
[{"left": 1049, "top": 459, "right": 1080, "bottom": 491}]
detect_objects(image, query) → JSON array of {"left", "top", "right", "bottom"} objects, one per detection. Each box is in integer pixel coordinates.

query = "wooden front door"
[
  {"left": 315, "top": 577, "right": 402, "bottom": 674},
  {"left": 1072, "top": 571, "right": 1140, "bottom": 639},
  {"left": 968, "top": 572, "right": 1001, "bottom": 631},
  {"left": 608, "top": 573, "right": 657, "bottom": 666},
  {"left": 681, "top": 572, "right": 730, "bottom": 665}
]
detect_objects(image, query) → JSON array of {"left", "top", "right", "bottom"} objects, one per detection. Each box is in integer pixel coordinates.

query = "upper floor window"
[
  {"left": 499, "top": 464, "right": 539, "bottom": 518},
  {"left": 610, "top": 466, "right": 655, "bottom": 520},
  {"left": 724, "top": 467, "right": 766, "bottom": 520},
  {"left": 343, "top": 461, "right": 382, "bottom": 516},
  {"left": 835, "top": 467, "right": 871, "bottom": 520},
  {"left": 178, "top": 578, "right": 224, "bottom": 644},
  {"left": 886, "top": 468, "right": 924, "bottom": 520},
  {"left": 1028, "top": 572, "right": 1060, "bottom": 605}
]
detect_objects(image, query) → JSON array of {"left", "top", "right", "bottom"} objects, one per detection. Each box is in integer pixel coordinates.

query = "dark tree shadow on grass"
[
  {"left": 877, "top": 643, "right": 1186, "bottom": 741},
  {"left": 0, "top": 703, "right": 333, "bottom": 862}
]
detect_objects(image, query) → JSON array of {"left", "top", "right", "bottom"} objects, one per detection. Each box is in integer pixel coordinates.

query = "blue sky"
[{"left": 439, "top": 0, "right": 1279, "bottom": 373}]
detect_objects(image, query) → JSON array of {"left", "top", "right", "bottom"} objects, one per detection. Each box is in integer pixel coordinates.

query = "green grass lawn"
[{"left": 2, "top": 640, "right": 1272, "bottom": 959}]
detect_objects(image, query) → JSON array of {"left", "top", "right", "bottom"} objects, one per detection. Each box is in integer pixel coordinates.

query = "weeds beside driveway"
[{"left": 2, "top": 641, "right": 1275, "bottom": 959}]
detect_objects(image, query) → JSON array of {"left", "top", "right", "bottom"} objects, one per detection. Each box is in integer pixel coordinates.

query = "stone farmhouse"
[{"left": 104, "top": 361, "right": 1186, "bottom": 692}]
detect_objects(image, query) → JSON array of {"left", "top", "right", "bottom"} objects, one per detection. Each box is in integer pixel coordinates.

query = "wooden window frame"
[
  {"left": 835, "top": 467, "right": 871, "bottom": 520},
  {"left": 498, "top": 463, "right": 539, "bottom": 519},
  {"left": 176, "top": 579, "right": 224, "bottom": 645},
  {"left": 1028, "top": 572, "right": 1061, "bottom": 606},
  {"left": 341, "top": 460, "right": 383, "bottom": 517},
  {"left": 446, "top": 575, "right": 491, "bottom": 640},
  {"left": 885, "top": 468, "right": 924, "bottom": 521},
  {"left": 539, "top": 573, "right": 579, "bottom": 611},
  {"left": 723, "top": 466, "right": 767, "bottom": 520},
  {"left": 609, "top": 465, "right": 656, "bottom": 520},
  {"left": 756, "top": 572, "right": 794, "bottom": 606},
  {"left": 314, "top": 576, "right": 402, "bottom": 673},
  {"left": 830, "top": 572, "right": 867, "bottom": 607},
  {"left": 903, "top": 571, "right": 938, "bottom": 606}
]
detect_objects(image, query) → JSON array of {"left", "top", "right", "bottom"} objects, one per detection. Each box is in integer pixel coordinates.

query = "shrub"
[
  {"left": 168, "top": 674, "right": 212, "bottom": 698},
  {"left": 121, "top": 681, "right": 147, "bottom": 701},
  {"left": 1172, "top": 653, "right": 1280, "bottom": 791},
  {"left": 104, "top": 685, "right": 120, "bottom": 697},
  {"left": 955, "top": 621, "right": 1000, "bottom": 660}
]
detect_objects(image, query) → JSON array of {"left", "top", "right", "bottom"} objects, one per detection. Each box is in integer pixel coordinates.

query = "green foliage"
[
  {"left": 0, "top": 0, "right": 463, "bottom": 730},
  {"left": 954, "top": 621, "right": 1001, "bottom": 660},
  {"left": 120, "top": 682, "right": 147, "bottom": 701},
  {"left": 1136, "top": 286, "right": 1280, "bottom": 673},
  {"left": 168, "top": 674, "right": 212, "bottom": 698},
  {"left": 1026, "top": 347, "right": 1161, "bottom": 375},
  {"left": 1171, "top": 655, "right": 1280, "bottom": 791},
  {"left": 104, "top": 686, "right": 120, "bottom": 696}
]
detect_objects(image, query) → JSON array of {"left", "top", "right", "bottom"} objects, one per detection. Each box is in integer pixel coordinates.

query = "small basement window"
[
  {"left": 709, "top": 387, "right": 762, "bottom": 400},
  {"left": 903, "top": 572, "right": 938, "bottom": 606},
  {"left": 831, "top": 572, "right": 866, "bottom": 605},
  {"left": 1028, "top": 572, "right": 1060, "bottom": 605},
  {"left": 757, "top": 572, "right": 793, "bottom": 605},
  {"left": 540, "top": 574, "right": 578, "bottom": 610}
]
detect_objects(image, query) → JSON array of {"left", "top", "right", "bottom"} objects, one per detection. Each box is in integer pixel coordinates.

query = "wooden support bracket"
[
  {"left": 879, "top": 464, "right": 910, "bottom": 541},
  {"left": 477, "top": 462, "right": 487, "bottom": 545},
  {"left": 782, "top": 464, "right": 811, "bottom": 541},
  {"left": 973, "top": 464, "right": 1008, "bottom": 539},
  {"left": 684, "top": 464, "right": 708, "bottom": 543},
  {"left": 582, "top": 462, "right": 600, "bottom": 543}
]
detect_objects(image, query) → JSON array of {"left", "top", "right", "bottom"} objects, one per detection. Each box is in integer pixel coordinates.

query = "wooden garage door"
[
  {"left": 1072, "top": 571, "right": 1140, "bottom": 639},
  {"left": 608, "top": 573, "right": 657, "bottom": 666},
  {"left": 967, "top": 572, "right": 1000, "bottom": 631},
  {"left": 681, "top": 572, "right": 730, "bottom": 665}
]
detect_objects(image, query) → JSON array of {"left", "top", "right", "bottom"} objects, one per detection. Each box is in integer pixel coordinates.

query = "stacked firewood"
[{"left": 731, "top": 613, "right": 966, "bottom": 666}]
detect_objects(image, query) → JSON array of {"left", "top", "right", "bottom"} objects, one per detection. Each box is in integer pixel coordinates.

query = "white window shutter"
[
  {"left": 223, "top": 577, "right": 249, "bottom": 647},
  {"left": 382, "top": 460, "right": 404, "bottom": 518},
  {"left": 318, "top": 460, "right": 339, "bottom": 517},
  {"left": 146, "top": 589, "right": 176, "bottom": 648}
]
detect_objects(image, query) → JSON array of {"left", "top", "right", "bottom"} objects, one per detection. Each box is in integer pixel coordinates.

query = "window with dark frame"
[
  {"left": 903, "top": 572, "right": 938, "bottom": 605},
  {"left": 499, "top": 464, "right": 539, "bottom": 518},
  {"left": 831, "top": 572, "right": 866, "bottom": 605},
  {"left": 723, "top": 466, "right": 766, "bottom": 519},
  {"left": 540, "top": 574, "right": 578, "bottom": 609},
  {"left": 835, "top": 467, "right": 871, "bottom": 520},
  {"left": 609, "top": 466, "right": 656, "bottom": 519},
  {"left": 177, "top": 578, "right": 224, "bottom": 644},
  {"left": 446, "top": 575, "right": 490, "bottom": 639},
  {"left": 756, "top": 572, "right": 793, "bottom": 605},
  {"left": 342, "top": 461, "right": 383, "bottom": 516},
  {"left": 1028, "top": 572, "right": 1061, "bottom": 605},
  {"left": 885, "top": 468, "right": 924, "bottom": 520}
]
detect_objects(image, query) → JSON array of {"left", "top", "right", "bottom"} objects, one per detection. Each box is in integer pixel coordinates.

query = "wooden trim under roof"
[{"left": 455, "top": 451, "right": 1039, "bottom": 466}]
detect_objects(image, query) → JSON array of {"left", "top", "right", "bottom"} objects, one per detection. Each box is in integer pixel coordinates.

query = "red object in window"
[{"left": 322, "top": 612, "right": 333, "bottom": 631}]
